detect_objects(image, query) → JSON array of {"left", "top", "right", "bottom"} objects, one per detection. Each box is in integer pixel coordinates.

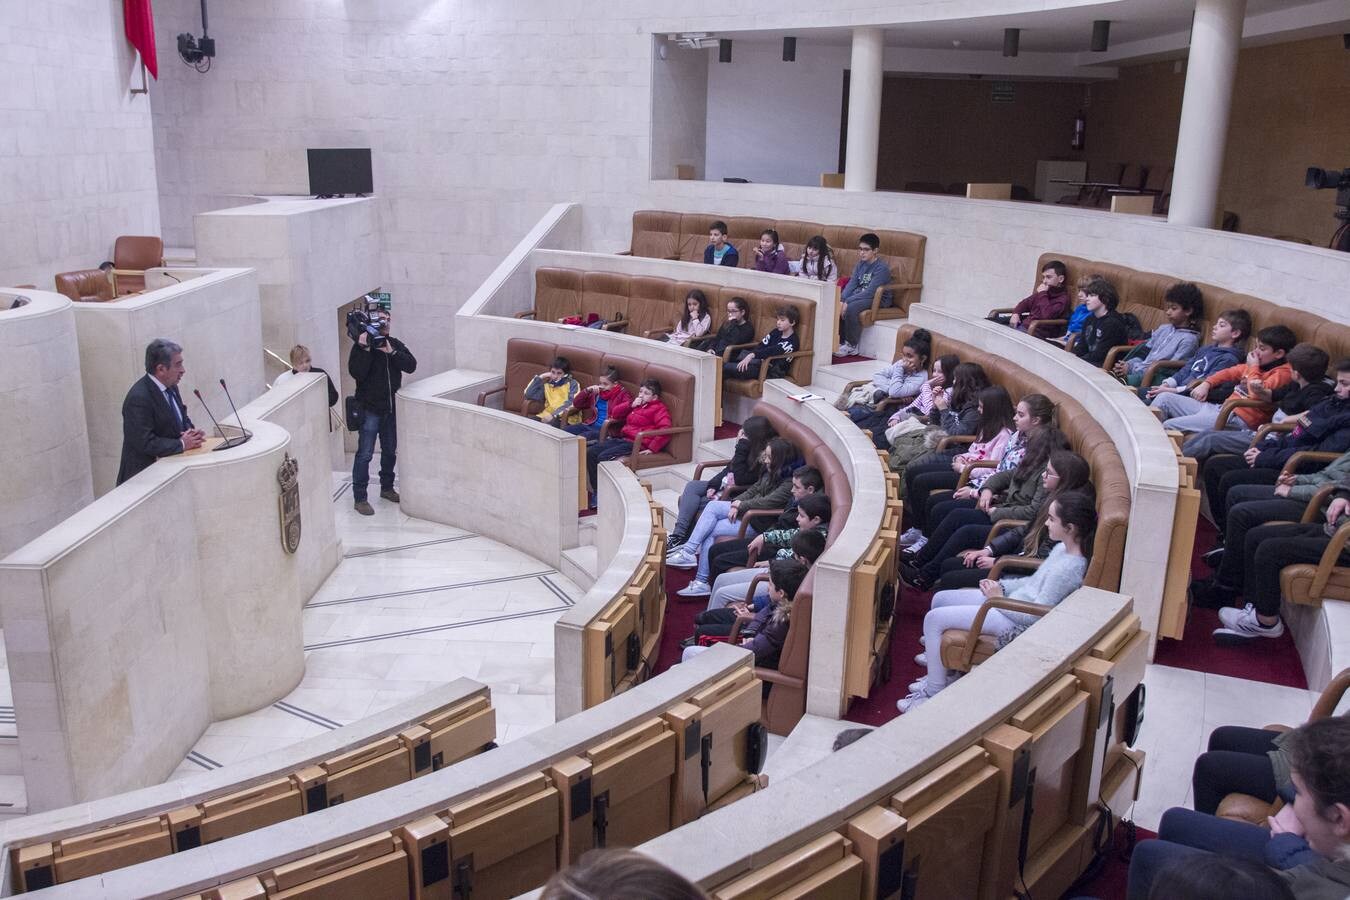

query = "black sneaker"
[
  {"left": 1189, "top": 578, "right": 1237, "bottom": 610},
  {"left": 1201, "top": 546, "right": 1225, "bottom": 568},
  {"left": 667, "top": 533, "right": 685, "bottom": 551},
  {"left": 679, "top": 636, "right": 697, "bottom": 649}
]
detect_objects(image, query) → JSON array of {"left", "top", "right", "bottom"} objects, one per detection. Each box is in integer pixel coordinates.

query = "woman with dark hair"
[
  {"left": 902, "top": 385, "right": 1016, "bottom": 540},
  {"left": 796, "top": 235, "right": 837, "bottom": 282},
  {"left": 667, "top": 437, "right": 800, "bottom": 596},
  {"left": 666, "top": 288, "right": 711, "bottom": 347},
  {"left": 900, "top": 490, "right": 1096, "bottom": 712},
  {"left": 933, "top": 450, "right": 1094, "bottom": 591},
  {"left": 666, "top": 416, "right": 776, "bottom": 548},
  {"left": 901, "top": 434, "right": 1076, "bottom": 591}
]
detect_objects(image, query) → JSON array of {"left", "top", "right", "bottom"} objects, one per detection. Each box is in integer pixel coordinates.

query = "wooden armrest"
[
  {"left": 838, "top": 378, "right": 871, "bottom": 405},
  {"left": 987, "top": 307, "right": 1016, "bottom": 317},
  {"left": 1311, "top": 521, "right": 1350, "bottom": 598},
  {"left": 521, "top": 399, "right": 544, "bottom": 418},
  {"left": 602, "top": 319, "right": 629, "bottom": 332},
  {"left": 755, "top": 668, "right": 804, "bottom": 689},
  {"left": 1025, "top": 318, "right": 1068, "bottom": 338},
  {"left": 727, "top": 614, "right": 755, "bottom": 643},
  {"left": 751, "top": 350, "right": 813, "bottom": 386},
  {"left": 514, "top": 310, "right": 537, "bottom": 319},
  {"left": 936, "top": 434, "right": 977, "bottom": 451},
  {"left": 1102, "top": 344, "right": 1134, "bottom": 371},
  {"left": 1063, "top": 333, "right": 1078, "bottom": 354},
  {"left": 476, "top": 385, "right": 505, "bottom": 407},
  {"left": 1141, "top": 360, "right": 1185, "bottom": 389},
  {"left": 1300, "top": 485, "right": 1341, "bottom": 523},
  {"left": 987, "top": 519, "right": 1029, "bottom": 540},
  {"left": 1281, "top": 451, "right": 1340, "bottom": 478},
  {"left": 1252, "top": 421, "right": 1297, "bottom": 447},
  {"left": 687, "top": 334, "right": 716, "bottom": 350},
  {"left": 956, "top": 459, "right": 997, "bottom": 490},
  {"left": 645, "top": 328, "right": 673, "bottom": 340},
  {"left": 598, "top": 419, "right": 620, "bottom": 441},
  {"left": 693, "top": 457, "right": 734, "bottom": 480},
  {"left": 1309, "top": 669, "right": 1350, "bottom": 722},
  {"left": 1214, "top": 397, "right": 1271, "bottom": 430},
  {"left": 721, "top": 340, "right": 760, "bottom": 363},
  {"left": 744, "top": 574, "right": 770, "bottom": 604},
  {"left": 988, "top": 555, "right": 1044, "bottom": 579},
  {"left": 736, "top": 508, "right": 783, "bottom": 539},
  {"left": 959, "top": 597, "right": 1050, "bottom": 669},
  {"left": 875, "top": 396, "right": 909, "bottom": 414},
  {"left": 626, "top": 425, "right": 693, "bottom": 467}
]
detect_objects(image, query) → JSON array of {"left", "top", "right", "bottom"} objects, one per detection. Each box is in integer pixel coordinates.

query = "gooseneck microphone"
[
  {"left": 218, "top": 378, "right": 254, "bottom": 448},
  {"left": 193, "top": 388, "right": 228, "bottom": 442}
]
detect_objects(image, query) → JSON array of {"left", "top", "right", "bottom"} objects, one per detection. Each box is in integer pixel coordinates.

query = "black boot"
[{"left": 1189, "top": 577, "right": 1238, "bottom": 610}]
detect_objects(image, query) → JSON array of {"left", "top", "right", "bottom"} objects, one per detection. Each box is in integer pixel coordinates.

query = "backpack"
[{"left": 1120, "top": 312, "right": 1146, "bottom": 342}]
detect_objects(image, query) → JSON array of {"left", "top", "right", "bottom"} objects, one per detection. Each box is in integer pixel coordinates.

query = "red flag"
[{"left": 123, "top": 0, "right": 158, "bottom": 80}]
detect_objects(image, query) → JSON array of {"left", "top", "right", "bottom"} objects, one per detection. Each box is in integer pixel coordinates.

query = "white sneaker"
[
  {"left": 914, "top": 652, "right": 927, "bottom": 666},
  {"left": 918, "top": 636, "right": 926, "bottom": 647},
  {"left": 833, "top": 342, "right": 856, "bottom": 357},
  {"left": 665, "top": 549, "right": 698, "bottom": 569},
  {"left": 904, "top": 536, "right": 928, "bottom": 555},
  {"left": 676, "top": 579, "right": 711, "bottom": 598},
  {"left": 1214, "top": 603, "right": 1285, "bottom": 641},
  {"left": 897, "top": 684, "right": 937, "bottom": 713},
  {"left": 908, "top": 678, "right": 926, "bottom": 692},
  {"left": 899, "top": 527, "right": 924, "bottom": 546},
  {"left": 665, "top": 541, "right": 691, "bottom": 558}
]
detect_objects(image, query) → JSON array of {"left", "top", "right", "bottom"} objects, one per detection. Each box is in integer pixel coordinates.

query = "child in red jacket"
[
  {"left": 563, "top": 365, "right": 632, "bottom": 443},
  {"left": 586, "top": 378, "right": 672, "bottom": 495}
]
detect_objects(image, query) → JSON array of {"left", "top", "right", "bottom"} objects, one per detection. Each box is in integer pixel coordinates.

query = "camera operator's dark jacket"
[{"left": 348, "top": 338, "right": 417, "bottom": 415}]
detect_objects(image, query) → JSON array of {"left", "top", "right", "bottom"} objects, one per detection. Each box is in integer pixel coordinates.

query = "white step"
[
  {"left": 163, "top": 246, "right": 198, "bottom": 267},
  {"left": 857, "top": 318, "right": 905, "bottom": 361},
  {"left": 559, "top": 545, "right": 598, "bottom": 590}
]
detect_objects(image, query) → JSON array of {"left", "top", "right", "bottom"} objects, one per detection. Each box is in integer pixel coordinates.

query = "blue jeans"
[
  {"left": 687, "top": 500, "right": 745, "bottom": 582},
  {"left": 564, "top": 421, "right": 602, "bottom": 442},
  {"left": 1125, "top": 808, "right": 1272, "bottom": 900},
  {"left": 352, "top": 408, "right": 397, "bottom": 502}
]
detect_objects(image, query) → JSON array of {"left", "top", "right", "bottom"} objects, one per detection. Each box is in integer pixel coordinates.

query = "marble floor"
[{"left": 167, "top": 463, "right": 581, "bottom": 779}]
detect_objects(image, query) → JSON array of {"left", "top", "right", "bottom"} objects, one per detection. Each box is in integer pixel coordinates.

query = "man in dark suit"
[{"left": 116, "top": 338, "right": 206, "bottom": 485}]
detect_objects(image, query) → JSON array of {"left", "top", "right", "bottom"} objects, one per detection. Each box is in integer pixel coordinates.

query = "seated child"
[
  {"left": 796, "top": 235, "right": 837, "bottom": 283},
  {"left": 834, "top": 232, "right": 892, "bottom": 357},
  {"left": 701, "top": 296, "right": 755, "bottom": 357},
  {"left": 702, "top": 220, "right": 738, "bottom": 267},
  {"left": 1154, "top": 325, "right": 1297, "bottom": 457},
  {"left": 666, "top": 289, "right": 712, "bottom": 347},
  {"left": 667, "top": 438, "right": 799, "bottom": 595},
  {"left": 680, "top": 558, "right": 808, "bottom": 670},
  {"left": 1143, "top": 308, "right": 1248, "bottom": 402},
  {"left": 1069, "top": 278, "right": 1129, "bottom": 368},
  {"left": 1004, "top": 260, "right": 1069, "bottom": 333},
  {"left": 697, "top": 514, "right": 826, "bottom": 624},
  {"left": 525, "top": 356, "right": 581, "bottom": 426},
  {"left": 870, "top": 353, "right": 960, "bottom": 450},
  {"left": 704, "top": 465, "right": 823, "bottom": 584},
  {"left": 898, "top": 490, "right": 1096, "bottom": 712},
  {"left": 752, "top": 229, "right": 790, "bottom": 274},
  {"left": 564, "top": 365, "right": 632, "bottom": 443},
  {"left": 1126, "top": 717, "right": 1350, "bottom": 899},
  {"left": 1050, "top": 272, "right": 1100, "bottom": 347},
  {"left": 725, "top": 307, "right": 800, "bottom": 382},
  {"left": 584, "top": 378, "right": 672, "bottom": 494},
  {"left": 1113, "top": 282, "right": 1203, "bottom": 386},
  {"left": 667, "top": 416, "right": 775, "bottom": 548},
  {"left": 843, "top": 328, "right": 932, "bottom": 426}
]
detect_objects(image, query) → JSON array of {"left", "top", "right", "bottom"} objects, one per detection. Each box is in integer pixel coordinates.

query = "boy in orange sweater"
[{"left": 1154, "top": 325, "right": 1297, "bottom": 456}]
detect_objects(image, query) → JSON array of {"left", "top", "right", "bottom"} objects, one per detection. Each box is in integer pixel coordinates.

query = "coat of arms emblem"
[{"left": 277, "top": 452, "right": 301, "bottom": 554}]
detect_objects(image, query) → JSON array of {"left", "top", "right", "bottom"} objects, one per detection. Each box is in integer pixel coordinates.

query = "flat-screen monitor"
[{"left": 307, "top": 148, "right": 373, "bottom": 197}]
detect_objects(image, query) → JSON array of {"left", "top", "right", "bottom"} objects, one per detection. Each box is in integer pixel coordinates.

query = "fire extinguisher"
[{"left": 1072, "top": 110, "right": 1086, "bottom": 151}]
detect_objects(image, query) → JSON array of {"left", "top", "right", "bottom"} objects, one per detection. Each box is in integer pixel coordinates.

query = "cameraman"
[{"left": 348, "top": 308, "right": 417, "bottom": 515}]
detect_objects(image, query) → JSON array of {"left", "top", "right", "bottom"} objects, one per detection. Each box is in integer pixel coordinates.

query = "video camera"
[
  {"left": 346, "top": 306, "right": 389, "bottom": 349},
  {"left": 1306, "top": 167, "right": 1350, "bottom": 252}
]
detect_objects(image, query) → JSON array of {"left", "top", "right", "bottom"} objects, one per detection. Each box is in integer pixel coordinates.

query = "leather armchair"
[
  {"left": 54, "top": 269, "right": 115, "bottom": 302},
  {"left": 112, "top": 235, "right": 165, "bottom": 295}
]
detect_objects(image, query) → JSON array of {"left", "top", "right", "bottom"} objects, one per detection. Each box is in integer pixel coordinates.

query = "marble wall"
[
  {"left": 0, "top": 290, "right": 94, "bottom": 559},
  {"left": 0, "top": 418, "right": 305, "bottom": 811},
  {"left": 397, "top": 378, "right": 582, "bottom": 570},
  {"left": 0, "top": 0, "right": 160, "bottom": 289},
  {"left": 71, "top": 267, "right": 267, "bottom": 495}
]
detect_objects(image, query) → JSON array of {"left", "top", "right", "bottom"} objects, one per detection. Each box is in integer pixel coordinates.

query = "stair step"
[
  {"left": 858, "top": 318, "right": 905, "bottom": 361},
  {"left": 559, "top": 545, "right": 598, "bottom": 590},
  {"left": 811, "top": 360, "right": 882, "bottom": 398}
]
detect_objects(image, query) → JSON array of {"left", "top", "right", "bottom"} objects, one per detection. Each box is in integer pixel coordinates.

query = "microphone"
[
  {"left": 193, "top": 388, "right": 228, "bottom": 442},
  {"left": 217, "top": 378, "right": 253, "bottom": 448}
]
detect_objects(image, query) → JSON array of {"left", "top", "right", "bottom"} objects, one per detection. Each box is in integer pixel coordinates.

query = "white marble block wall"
[
  {"left": 71, "top": 268, "right": 267, "bottom": 495},
  {"left": 0, "top": 419, "right": 305, "bottom": 811},
  {"left": 398, "top": 377, "right": 581, "bottom": 570},
  {"left": 0, "top": 290, "right": 94, "bottom": 559},
  {"left": 0, "top": 0, "right": 160, "bottom": 289}
]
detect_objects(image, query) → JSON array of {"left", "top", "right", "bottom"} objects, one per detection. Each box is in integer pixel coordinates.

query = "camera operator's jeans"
[{"left": 352, "top": 409, "right": 397, "bottom": 502}]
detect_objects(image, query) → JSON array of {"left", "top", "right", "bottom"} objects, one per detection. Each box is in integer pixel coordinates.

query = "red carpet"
[
  {"left": 1063, "top": 823, "right": 1156, "bottom": 900},
  {"left": 843, "top": 581, "right": 929, "bottom": 726},
  {"left": 1152, "top": 517, "right": 1307, "bottom": 689},
  {"left": 653, "top": 566, "right": 711, "bottom": 675},
  {"left": 831, "top": 353, "right": 874, "bottom": 365}
]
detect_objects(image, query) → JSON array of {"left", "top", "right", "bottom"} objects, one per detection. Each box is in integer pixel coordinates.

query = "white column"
[
  {"left": 1168, "top": 0, "right": 1246, "bottom": 228},
  {"left": 843, "top": 27, "right": 883, "bottom": 192}
]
